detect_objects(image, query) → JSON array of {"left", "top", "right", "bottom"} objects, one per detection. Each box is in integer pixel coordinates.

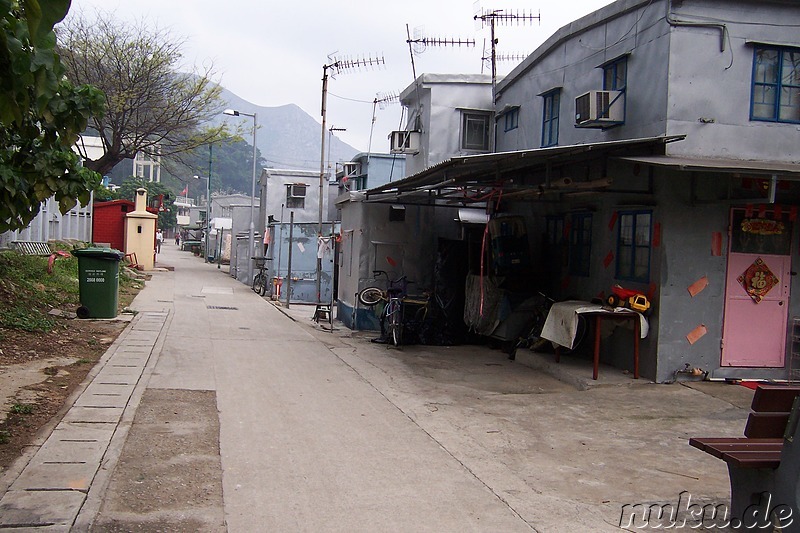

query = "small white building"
[{"left": 395, "top": 74, "right": 493, "bottom": 177}]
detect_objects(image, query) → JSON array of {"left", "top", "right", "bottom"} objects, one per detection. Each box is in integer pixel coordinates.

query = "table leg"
[
  {"left": 554, "top": 346, "right": 560, "bottom": 363},
  {"left": 593, "top": 315, "right": 602, "bottom": 380},
  {"left": 634, "top": 316, "right": 640, "bottom": 379}
]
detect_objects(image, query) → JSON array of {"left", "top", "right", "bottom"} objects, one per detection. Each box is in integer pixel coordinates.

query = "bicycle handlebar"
[{"left": 372, "top": 270, "right": 411, "bottom": 285}]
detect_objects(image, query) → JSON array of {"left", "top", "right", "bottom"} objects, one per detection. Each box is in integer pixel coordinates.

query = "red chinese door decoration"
[{"left": 737, "top": 257, "right": 779, "bottom": 304}]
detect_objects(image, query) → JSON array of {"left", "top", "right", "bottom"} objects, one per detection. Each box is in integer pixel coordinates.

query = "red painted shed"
[{"left": 93, "top": 200, "right": 158, "bottom": 251}]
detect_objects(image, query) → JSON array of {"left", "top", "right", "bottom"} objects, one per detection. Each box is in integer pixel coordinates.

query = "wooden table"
[{"left": 542, "top": 302, "right": 646, "bottom": 380}]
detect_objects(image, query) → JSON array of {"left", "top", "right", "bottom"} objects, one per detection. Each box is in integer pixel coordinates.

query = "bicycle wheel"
[
  {"left": 252, "top": 272, "right": 262, "bottom": 293},
  {"left": 358, "top": 286, "right": 384, "bottom": 306},
  {"left": 388, "top": 301, "right": 403, "bottom": 347},
  {"left": 259, "top": 272, "right": 268, "bottom": 296}
]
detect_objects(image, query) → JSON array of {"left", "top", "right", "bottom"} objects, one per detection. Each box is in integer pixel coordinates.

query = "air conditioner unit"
[
  {"left": 289, "top": 184, "right": 307, "bottom": 198},
  {"left": 342, "top": 162, "right": 361, "bottom": 178},
  {"left": 575, "top": 90, "right": 624, "bottom": 127},
  {"left": 389, "top": 130, "right": 421, "bottom": 154}
]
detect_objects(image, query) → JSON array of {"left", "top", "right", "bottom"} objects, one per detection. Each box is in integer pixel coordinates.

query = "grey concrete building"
[{"left": 349, "top": 0, "right": 800, "bottom": 383}]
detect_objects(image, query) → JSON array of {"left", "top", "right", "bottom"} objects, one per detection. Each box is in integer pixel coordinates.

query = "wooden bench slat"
[
  {"left": 690, "top": 437, "right": 783, "bottom": 447},
  {"left": 693, "top": 441, "right": 783, "bottom": 460},
  {"left": 719, "top": 450, "right": 781, "bottom": 469},
  {"left": 690, "top": 437, "right": 783, "bottom": 448},
  {"left": 751, "top": 385, "right": 800, "bottom": 413},
  {"left": 744, "top": 412, "right": 790, "bottom": 438}
]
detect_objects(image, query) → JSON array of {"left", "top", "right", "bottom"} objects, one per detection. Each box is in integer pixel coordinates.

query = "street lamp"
[
  {"left": 193, "top": 174, "right": 211, "bottom": 263},
  {"left": 223, "top": 108, "right": 258, "bottom": 285}
]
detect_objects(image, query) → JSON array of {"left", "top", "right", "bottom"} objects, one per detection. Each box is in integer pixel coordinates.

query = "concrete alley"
[{"left": 1, "top": 242, "right": 755, "bottom": 532}]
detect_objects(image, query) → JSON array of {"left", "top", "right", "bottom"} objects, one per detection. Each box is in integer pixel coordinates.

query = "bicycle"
[
  {"left": 358, "top": 271, "right": 430, "bottom": 347},
  {"left": 251, "top": 256, "right": 270, "bottom": 296},
  {"left": 508, "top": 292, "right": 588, "bottom": 360}
]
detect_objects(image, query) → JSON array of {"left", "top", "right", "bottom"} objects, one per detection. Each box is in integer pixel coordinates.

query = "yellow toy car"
[{"left": 606, "top": 285, "right": 651, "bottom": 313}]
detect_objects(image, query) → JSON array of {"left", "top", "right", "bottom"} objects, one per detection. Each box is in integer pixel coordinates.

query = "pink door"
[{"left": 721, "top": 210, "right": 792, "bottom": 367}]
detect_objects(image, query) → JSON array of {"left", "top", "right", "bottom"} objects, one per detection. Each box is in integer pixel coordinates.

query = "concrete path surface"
[{"left": 0, "top": 242, "right": 756, "bottom": 532}]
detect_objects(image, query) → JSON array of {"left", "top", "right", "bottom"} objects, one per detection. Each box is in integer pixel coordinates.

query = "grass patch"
[
  {"left": 0, "top": 242, "right": 144, "bottom": 334},
  {"left": 0, "top": 430, "right": 10, "bottom": 445},
  {"left": 10, "top": 403, "right": 34, "bottom": 415},
  {"left": 0, "top": 306, "right": 56, "bottom": 332}
]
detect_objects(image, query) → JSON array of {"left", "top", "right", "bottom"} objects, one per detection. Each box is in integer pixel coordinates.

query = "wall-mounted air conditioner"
[
  {"left": 289, "top": 184, "right": 307, "bottom": 198},
  {"left": 389, "top": 130, "right": 421, "bottom": 154},
  {"left": 342, "top": 162, "right": 361, "bottom": 178},
  {"left": 575, "top": 90, "right": 624, "bottom": 128}
]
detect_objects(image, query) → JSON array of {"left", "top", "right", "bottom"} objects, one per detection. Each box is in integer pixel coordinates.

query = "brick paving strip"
[{"left": 0, "top": 311, "right": 168, "bottom": 531}]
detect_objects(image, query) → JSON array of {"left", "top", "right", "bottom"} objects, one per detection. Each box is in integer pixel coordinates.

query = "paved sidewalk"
[{"left": 0, "top": 311, "right": 167, "bottom": 530}]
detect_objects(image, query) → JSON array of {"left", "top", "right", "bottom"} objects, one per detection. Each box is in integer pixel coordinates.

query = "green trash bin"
[{"left": 73, "top": 247, "right": 124, "bottom": 319}]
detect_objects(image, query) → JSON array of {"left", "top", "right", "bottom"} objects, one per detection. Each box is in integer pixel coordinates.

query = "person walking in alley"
[
  {"left": 175, "top": 232, "right": 181, "bottom": 247},
  {"left": 156, "top": 229, "right": 163, "bottom": 253}
]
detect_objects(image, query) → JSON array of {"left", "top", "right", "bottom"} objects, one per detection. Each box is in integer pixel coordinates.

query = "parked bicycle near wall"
[
  {"left": 508, "top": 291, "right": 588, "bottom": 360},
  {"left": 358, "top": 270, "right": 430, "bottom": 347},
  {"left": 251, "top": 257, "right": 270, "bottom": 296}
]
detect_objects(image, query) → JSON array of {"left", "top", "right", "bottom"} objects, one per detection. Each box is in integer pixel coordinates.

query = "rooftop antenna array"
[
  {"left": 316, "top": 52, "right": 385, "bottom": 304},
  {"left": 480, "top": 44, "right": 527, "bottom": 73},
  {"left": 404, "top": 25, "right": 476, "bottom": 139},
  {"left": 473, "top": 7, "right": 541, "bottom": 101},
  {"left": 367, "top": 91, "right": 399, "bottom": 160}
]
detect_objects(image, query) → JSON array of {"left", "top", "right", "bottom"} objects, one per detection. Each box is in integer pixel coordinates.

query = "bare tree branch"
[{"left": 56, "top": 10, "right": 228, "bottom": 176}]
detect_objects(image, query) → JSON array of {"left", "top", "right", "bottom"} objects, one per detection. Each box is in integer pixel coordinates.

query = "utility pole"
[
  {"left": 316, "top": 54, "right": 385, "bottom": 305},
  {"left": 473, "top": 9, "right": 541, "bottom": 103}
]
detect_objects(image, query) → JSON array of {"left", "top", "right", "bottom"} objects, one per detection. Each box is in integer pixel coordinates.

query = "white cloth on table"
[{"left": 540, "top": 300, "right": 649, "bottom": 349}]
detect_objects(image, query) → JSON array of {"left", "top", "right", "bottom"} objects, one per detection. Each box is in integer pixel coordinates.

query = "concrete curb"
[
  {"left": 73, "top": 310, "right": 172, "bottom": 531},
  {"left": 0, "top": 313, "right": 143, "bottom": 496}
]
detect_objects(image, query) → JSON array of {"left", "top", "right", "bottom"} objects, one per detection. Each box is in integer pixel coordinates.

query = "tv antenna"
[
  {"left": 405, "top": 25, "right": 475, "bottom": 81},
  {"left": 473, "top": 7, "right": 541, "bottom": 101},
  {"left": 480, "top": 43, "right": 527, "bottom": 73},
  {"left": 317, "top": 52, "right": 385, "bottom": 303},
  {"left": 367, "top": 91, "right": 399, "bottom": 159},
  {"left": 404, "top": 24, "right": 475, "bottom": 146}
]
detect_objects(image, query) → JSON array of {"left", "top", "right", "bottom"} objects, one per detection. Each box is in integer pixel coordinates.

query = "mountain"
[{"left": 219, "top": 88, "right": 359, "bottom": 172}]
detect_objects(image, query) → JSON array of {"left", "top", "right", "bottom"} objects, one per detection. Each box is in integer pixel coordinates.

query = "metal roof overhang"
[
  {"left": 616, "top": 155, "right": 800, "bottom": 178},
  {"left": 364, "top": 135, "right": 685, "bottom": 206}
]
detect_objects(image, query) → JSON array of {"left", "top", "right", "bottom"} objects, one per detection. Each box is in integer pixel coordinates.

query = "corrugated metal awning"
[
  {"left": 365, "top": 135, "right": 684, "bottom": 204},
  {"left": 616, "top": 155, "right": 800, "bottom": 177}
]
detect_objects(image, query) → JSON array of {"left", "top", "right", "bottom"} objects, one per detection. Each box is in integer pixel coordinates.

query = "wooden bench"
[{"left": 690, "top": 384, "right": 800, "bottom": 527}]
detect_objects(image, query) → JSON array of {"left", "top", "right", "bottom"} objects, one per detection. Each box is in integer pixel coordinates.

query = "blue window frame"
[
  {"left": 503, "top": 107, "right": 519, "bottom": 132},
  {"left": 546, "top": 214, "right": 568, "bottom": 271},
  {"left": 541, "top": 90, "right": 560, "bottom": 147},
  {"left": 751, "top": 45, "right": 800, "bottom": 123},
  {"left": 616, "top": 210, "right": 651, "bottom": 283},
  {"left": 546, "top": 215, "right": 565, "bottom": 247},
  {"left": 569, "top": 213, "right": 592, "bottom": 277},
  {"left": 603, "top": 57, "right": 628, "bottom": 91}
]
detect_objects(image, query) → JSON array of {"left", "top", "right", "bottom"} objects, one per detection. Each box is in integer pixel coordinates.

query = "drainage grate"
[{"left": 207, "top": 305, "right": 238, "bottom": 310}]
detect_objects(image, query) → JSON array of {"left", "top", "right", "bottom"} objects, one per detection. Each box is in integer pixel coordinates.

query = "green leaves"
[
  {"left": 23, "top": 0, "right": 70, "bottom": 45},
  {"left": 0, "top": 0, "right": 105, "bottom": 232}
]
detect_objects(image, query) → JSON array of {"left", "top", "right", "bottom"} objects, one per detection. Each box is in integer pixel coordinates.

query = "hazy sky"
[{"left": 66, "top": 0, "right": 615, "bottom": 164}]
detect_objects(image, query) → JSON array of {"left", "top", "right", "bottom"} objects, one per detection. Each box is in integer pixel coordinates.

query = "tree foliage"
[
  {"left": 56, "top": 10, "right": 227, "bottom": 176},
  {"left": 166, "top": 137, "right": 266, "bottom": 198},
  {"left": 0, "top": 0, "right": 105, "bottom": 232}
]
